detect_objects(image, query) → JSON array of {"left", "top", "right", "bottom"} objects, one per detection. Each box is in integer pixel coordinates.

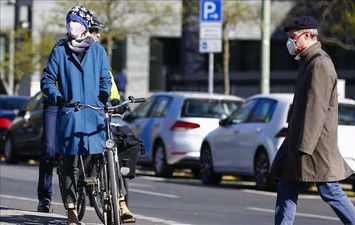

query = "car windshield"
[
  {"left": 339, "top": 103, "right": 355, "bottom": 126},
  {"left": 181, "top": 99, "right": 241, "bottom": 118},
  {"left": 0, "top": 98, "right": 28, "bottom": 110}
]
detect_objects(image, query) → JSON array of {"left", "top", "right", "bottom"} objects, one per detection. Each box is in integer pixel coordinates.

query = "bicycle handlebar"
[{"left": 64, "top": 95, "right": 146, "bottom": 114}]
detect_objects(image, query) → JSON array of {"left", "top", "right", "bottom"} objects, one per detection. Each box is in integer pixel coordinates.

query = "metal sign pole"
[
  {"left": 208, "top": 53, "right": 214, "bottom": 94},
  {"left": 261, "top": 0, "right": 270, "bottom": 94}
]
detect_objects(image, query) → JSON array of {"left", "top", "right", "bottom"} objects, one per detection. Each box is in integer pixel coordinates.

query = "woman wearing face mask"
[{"left": 41, "top": 5, "right": 111, "bottom": 225}]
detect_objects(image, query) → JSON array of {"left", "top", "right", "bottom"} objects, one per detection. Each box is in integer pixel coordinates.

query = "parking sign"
[
  {"left": 199, "top": 0, "right": 222, "bottom": 53},
  {"left": 200, "top": 0, "right": 222, "bottom": 22}
]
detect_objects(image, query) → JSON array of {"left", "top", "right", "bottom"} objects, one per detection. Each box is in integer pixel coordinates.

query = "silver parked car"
[{"left": 117, "top": 92, "right": 243, "bottom": 177}]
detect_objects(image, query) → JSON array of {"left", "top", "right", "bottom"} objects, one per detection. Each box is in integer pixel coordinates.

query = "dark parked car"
[
  {"left": 4, "top": 92, "right": 43, "bottom": 163},
  {"left": 0, "top": 95, "right": 29, "bottom": 153}
]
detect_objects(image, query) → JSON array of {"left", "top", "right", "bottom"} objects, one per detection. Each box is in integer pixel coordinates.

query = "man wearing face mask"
[
  {"left": 270, "top": 16, "right": 355, "bottom": 225},
  {"left": 41, "top": 5, "right": 111, "bottom": 225}
]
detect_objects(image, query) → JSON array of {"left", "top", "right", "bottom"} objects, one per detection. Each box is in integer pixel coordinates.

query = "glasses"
[{"left": 289, "top": 31, "right": 309, "bottom": 42}]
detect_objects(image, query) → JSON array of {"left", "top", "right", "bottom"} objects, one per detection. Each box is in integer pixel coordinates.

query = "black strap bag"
[{"left": 112, "top": 125, "right": 145, "bottom": 179}]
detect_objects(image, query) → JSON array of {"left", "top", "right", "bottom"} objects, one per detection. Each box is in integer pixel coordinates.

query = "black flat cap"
[{"left": 283, "top": 16, "right": 318, "bottom": 32}]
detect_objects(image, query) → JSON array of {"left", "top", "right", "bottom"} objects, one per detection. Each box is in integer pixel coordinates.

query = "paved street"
[{"left": 0, "top": 162, "right": 354, "bottom": 225}]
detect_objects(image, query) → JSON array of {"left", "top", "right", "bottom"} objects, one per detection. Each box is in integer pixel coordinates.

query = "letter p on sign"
[
  {"left": 204, "top": 2, "right": 216, "bottom": 20},
  {"left": 200, "top": 0, "right": 222, "bottom": 22}
]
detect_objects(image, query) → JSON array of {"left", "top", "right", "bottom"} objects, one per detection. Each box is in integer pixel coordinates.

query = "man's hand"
[{"left": 111, "top": 98, "right": 120, "bottom": 106}]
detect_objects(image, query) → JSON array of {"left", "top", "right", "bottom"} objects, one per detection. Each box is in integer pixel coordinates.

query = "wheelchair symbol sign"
[{"left": 200, "top": 0, "right": 222, "bottom": 22}]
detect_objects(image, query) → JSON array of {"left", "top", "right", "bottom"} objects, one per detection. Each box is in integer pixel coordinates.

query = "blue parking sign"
[{"left": 200, "top": 0, "right": 222, "bottom": 22}]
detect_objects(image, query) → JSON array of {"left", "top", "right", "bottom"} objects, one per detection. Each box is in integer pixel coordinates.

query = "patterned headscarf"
[{"left": 66, "top": 5, "right": 93, "bottom": 30}]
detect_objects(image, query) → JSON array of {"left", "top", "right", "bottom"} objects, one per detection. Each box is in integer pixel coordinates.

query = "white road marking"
[
  {"left": 247, "top": 207, "right": 340, "bottom": 221},
  {"left": 133, "top": 214, "right": 193, "bottom": 225},
  {"left": 0, "top": 194, "right": 188, "bottom": 225},
  {"left": 130, "top": 182, "right": 154, "bottom": 188},
  {"left": 1, "top": 194, "right": 62, "bottom": 205},
  {"left": 242, "top": 189, "right": 355, "bottom": 200},
  {"left": 130, "top": 188, "right": 179, "bottom": 198},
  {"left": 139, "top": 176, "right": 168, "bottom": 181}
]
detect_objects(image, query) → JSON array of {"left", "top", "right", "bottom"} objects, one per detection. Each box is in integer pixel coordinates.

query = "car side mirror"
[
  {"left": 219, "top": 118, "right": 229, "bottom": 127},
  {"left": 219, "top": 114, "right": 227, "bottom": 121}
]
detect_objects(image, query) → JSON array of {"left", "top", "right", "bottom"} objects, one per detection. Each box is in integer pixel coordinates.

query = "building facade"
[{"left": 1, "top": 0, "right": 354, "bottom": 98}]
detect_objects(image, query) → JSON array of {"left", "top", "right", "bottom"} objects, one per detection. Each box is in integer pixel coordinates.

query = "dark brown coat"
[{"left": 271, "top": 42, "right": 353, "bottom": 182}]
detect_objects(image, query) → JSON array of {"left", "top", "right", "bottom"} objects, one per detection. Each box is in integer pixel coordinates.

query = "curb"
[{"left": 0, "top": 206, "right": 67, "bottom": 225}]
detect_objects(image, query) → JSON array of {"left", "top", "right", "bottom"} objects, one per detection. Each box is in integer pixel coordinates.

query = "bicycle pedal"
[{"left": 84, "top": 177, "right": 97, "bottom": 186}]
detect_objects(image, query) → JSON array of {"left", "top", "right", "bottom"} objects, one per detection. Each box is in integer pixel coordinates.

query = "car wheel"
[
  {"left": 4, "top": 137, "right": 17, "bottom": 164},
  {"left": 200, "top": 144, "right": 221, "bottom": 185},
  {"left": 254, "top": 150, "right": 273, "bottom": 190},
  {"left": 153, "top": 141, "right": 173, "bottom": 177}
]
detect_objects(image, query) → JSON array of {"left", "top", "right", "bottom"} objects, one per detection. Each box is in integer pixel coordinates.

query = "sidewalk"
[{"left": 0, "top": 206, "right": 67, "bottom": 225}]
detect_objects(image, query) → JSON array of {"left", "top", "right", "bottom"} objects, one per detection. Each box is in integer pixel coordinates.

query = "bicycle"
[{"left": 59, "top": 96, "right": 145, "bottom": 225}]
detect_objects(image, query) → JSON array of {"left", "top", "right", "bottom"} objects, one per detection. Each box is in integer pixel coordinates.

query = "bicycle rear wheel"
[
  {"left": 123, "top": 177, "right": 129, "bottom": 206},
  {"left": 77, "top": 188, "right": 86, "bottom": 221}
]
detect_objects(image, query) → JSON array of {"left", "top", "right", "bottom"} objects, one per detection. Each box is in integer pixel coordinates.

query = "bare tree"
[
  {"left": 222, "top": 1, "right": 259, "bottom": 94},
  {"left": 47, "top": 1, "right": 176, "bottom": 64},
  {"left": 182, "top": 1, "right": 259, "bottom": 95},
  {"left": 0, "top": 29, "right": 57, "bottom": 94}
]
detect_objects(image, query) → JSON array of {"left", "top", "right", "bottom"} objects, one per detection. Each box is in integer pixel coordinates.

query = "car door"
[
  {"left": 146, "top": 95, "right": 172, "bottom": 140},
  {"left": 213, "top": 100, "right": 258, "bottom": 171},
  {"left": 235, "top": 98, "right": 277, "bottom": 171},
  {"left": 13, "top": 93, "right": 43, "bottom": 154}
]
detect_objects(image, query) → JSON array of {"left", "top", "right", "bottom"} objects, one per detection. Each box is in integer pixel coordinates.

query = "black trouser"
[
  {"left": 60, "top": 154, "right": 80, "bottom": 210},
  {"left": 59, "top": 154, "right": 127, "bottom": 210}
]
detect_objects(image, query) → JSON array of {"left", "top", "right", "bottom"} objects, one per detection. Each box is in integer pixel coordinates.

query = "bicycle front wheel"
[
  {"left": 90, "top": 158, "right": 105, "bottom": 223},
  {"left": 107, "top": 149, "right": 121, "bottom": 225}
]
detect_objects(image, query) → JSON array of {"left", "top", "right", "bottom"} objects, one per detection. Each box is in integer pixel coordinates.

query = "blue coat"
[{"left": 41, "top": 40, "right": 111, "bottom": 155}]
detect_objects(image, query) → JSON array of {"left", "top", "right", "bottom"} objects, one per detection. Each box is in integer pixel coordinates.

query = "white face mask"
[
  {"left": 286, "top": 32, "right": 309, "bottom": 56},
  {"left": 66, "top": 21, "right": 86, "bottom": 39},
  {"left": 286, "top": 38, "right": 297, "bottom": 55}
]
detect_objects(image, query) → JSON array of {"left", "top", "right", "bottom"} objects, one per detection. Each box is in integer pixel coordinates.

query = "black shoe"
[{"left": 37, "top": 198, "right": 53, "bottom": 213}]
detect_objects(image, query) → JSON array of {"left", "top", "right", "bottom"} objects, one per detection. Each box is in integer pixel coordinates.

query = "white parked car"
[
  {"left": 338, "top": 98, "right": 355, "bottom": 171},
  {"left": 117, "top": 92, "right": 243, "bottom": 177},
  {"left": 200, "top": 93, "right": 355, "bottom": 189}
]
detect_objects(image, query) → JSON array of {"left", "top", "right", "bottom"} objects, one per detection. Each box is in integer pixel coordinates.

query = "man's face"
[
  {"left": 287, "top": 29, "right": 310, "bottom": 49},
  {"left": 91, "top": 30, "right": 101, "bottom": 41}
]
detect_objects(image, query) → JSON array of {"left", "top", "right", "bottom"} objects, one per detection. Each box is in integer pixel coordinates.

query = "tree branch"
[{"left": 320, "top": 36, "right": 355, "bottom": 51}]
